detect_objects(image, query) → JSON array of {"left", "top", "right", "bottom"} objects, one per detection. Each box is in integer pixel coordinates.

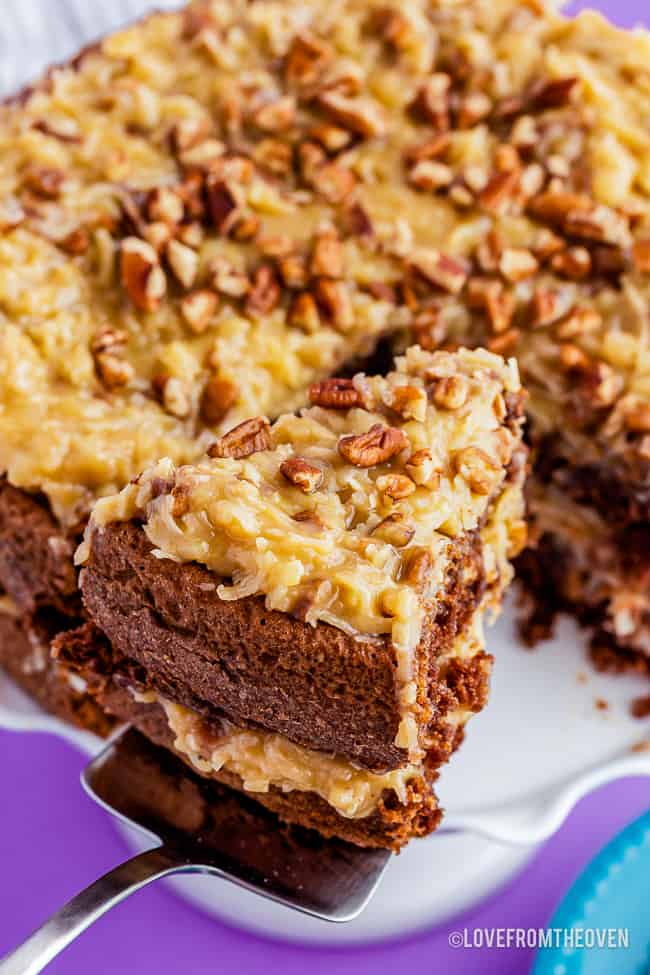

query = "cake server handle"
[{"left": 0, "top": 845, "right": 190, "bottom": 975}]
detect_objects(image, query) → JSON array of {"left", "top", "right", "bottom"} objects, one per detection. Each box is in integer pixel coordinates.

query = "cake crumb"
[{"left": 630, "top": 695, "right": 650, "bottom": 720}]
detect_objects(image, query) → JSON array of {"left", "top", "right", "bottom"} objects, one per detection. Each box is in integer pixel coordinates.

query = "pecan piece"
[
  {"left": 285, "top": 32, "right": 332, "bottom": 87},
  {"left": 208, "top": 257, "right": 250, "bottom": 297},
  {"left": 180, "top": 289, "right": 219, "bottom": 332},
  {"left": 412, "top": 73, "right": 450, "bottom": 130},
  {"left": 409, "top": 249, "right": 468, "bottom": 294},
  {"left": 310, "top": 227, "right": 343, "bottom": 277},
  {"left": 91, "top": 327, "right": 134, "bottom": 389},
  {"left": 405, "top": 449, "right": 439, "bottom": 487},
  {"left": 200, "top": 375, "right": 239, "bottom": 424},
  {"left": 205, "top": 176, "right": 244, "bottom": 234},
  {"left": 153, "top": 374, "right": 192, "bottom": 419},
  {"left": 252, "top": 96, "right": 296, "bottom": 133},
  {"left": 376, "top": 473, "right": 416, "bottom": 500},
  {"left": 245, "top": 265, "right": 282, "bottom": 316},
  {"left": 146, "top": 186, "right": 184, "bottom": 225},
  {"left": 59, "top": 227, "right": 90, "bottom": 255},
  {"left": 316, "top": 92, "right": 386, "bottom": 139},
  {"left": 166, "top": 239, "right": 199, "bottom": 289},
  {"left": 313, "top": 278, "right": 354, "bottom": 330},
  {"left": 432, "top": 375, "right": 469, "bottom": 410},
  {"left": 280, "top": 456, "right": 324, "bottom": 493},
  {"left": 282, "top": 289, "right": 318, "bottom": 331},
  {"left": 338, "top": 424, "right": 409, "bottom": 468},
  {"left": 120, "top": 237, "right": 166, "bottom": 312},
  {"left": 207, "top": 416, "right": 271, "bottom": 459},
  {"left": 454, "top": 446, "right": 501, "bottom": 495},
  {"left": 498, "top": 247, "right": 539, "bottom": 282},
  {"left": 372, "top": 513, "right": 416, "bottom": 547},
  {"left": 23, "top": 165, "right": 64, "bottom": 198},
  {"left": 309, "top": 377, "right": 361, "bottom": 409}
]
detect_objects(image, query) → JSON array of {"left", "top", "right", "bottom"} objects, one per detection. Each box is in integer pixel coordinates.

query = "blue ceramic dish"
[{"left": 533, "top": 808, "right": 650, "bottom": 975}]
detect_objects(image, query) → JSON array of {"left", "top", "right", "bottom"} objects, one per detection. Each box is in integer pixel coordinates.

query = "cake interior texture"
[{"left": 0, "top": 0, "right": 649, "bottom": 844}]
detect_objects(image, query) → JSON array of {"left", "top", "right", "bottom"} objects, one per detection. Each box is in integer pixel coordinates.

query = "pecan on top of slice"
[
  {"left": 308, "top": 377, "right": 362, "bottom": 409},
  {"left": 207, "top": 416, "right": 271, "bottom": 459},
  {"left": 338, "top": 423, "right": 409, "bottom": 468}
]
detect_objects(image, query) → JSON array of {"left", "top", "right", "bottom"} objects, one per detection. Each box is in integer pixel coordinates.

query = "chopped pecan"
[
  {"left": 498, "top": 247, "right": 539, "bottom": 282},
  {"left": 254, "top": 138, "right": 293, "bottom": 177},
  {"left": 529, "top": 76, "right": 578, "bottom": 109},
  {"left": 457, "top": 91, "right": 492, "bottom": 128},
  {"left": 312, "top": 160, "right": 356, "bottom": 204},
  {"left": 310, "top": 228, "right": 343, "bottom": 277},
  {"left": 478, "top": 170, "right": 519, "bottom": 213},
  {"left": 153, "top": 374, "right": 192, "bottom": 419},
  {"left": 405, "top": 449, "right": 439, "bottom": 487},
  {"left": 340, "top": 201, "right": 373, "bottom": 238},
  {"left": 530, "top": 287, "right": 562, "bottom": 327},
  {"left": 559, "top": 342, "right": 591, "bottom": 372},
  {"left": 207, "top": 416, "right": 271, "bottom": 459},
  {"left": 177, "top": 221, "right": 205, "bottom": 249},
  {"left": 371, "top": 513, "right": 416, "bottom": 548},
  {"left": 316, "top": 92, "right": 386, "bottom": 139},
  {"left": 550, "top": 245, "right": 591, "bottom": 280},
  {"left": 245, "top": 265, "right": 282, "bottom": 316},
  {"left": 120, "top": 237, "right": 166, "bottom": 312},
  {"left": 252, "top": 95, "right": 297, "bottom": 133},
  {"left": 313, "top": 278, "right": 354, "bottom": 330},
  {"left": 409, "top": 249, "right": 468, "bottom": 294},
  {"left": 58, "top": 227, "right": 90, "bottom": 255},
  {"left": 23, "top": 165, "right": 64, "bottom": 198},
  {"left": 280, "top": 456, "right": 324, "bottom": 493},
  {"left": 385, "top": 384, "right": 428, "bottom": 422},
  {"left": 554, "top": 306, "right": 601, "bottom": 340},
  {"left": 579, "top": 360, "right": 622, "bottom": 407},
  {"left": 288, "top": 291, "right": 321, "bottom": 332},
  {"left": 338, "top": 423, "right": 409, "bottom": 468},
  {"left": 432, "top": 374, "right": 470, "bottom": 410},
  {"left": 208, "top": 257, "right": 250, "bottom": 297},
  {"left": 412, "top": 73, "right": 450, "bottom": 130},
  {"left": 403, "top": 547, "right": 433, "bottom": 588},
  {"left": 166, "top": 239, "right": 199, "bottom": 289},
  {"left": 280, "top": 254, "right": 309, "bottom": 290},
  {"left": 309, "top": 377, "right": 361, "bottom": 409},
  {"left": 376, "top": 473, "right": 416, "bottom": 500},
  {"left": 91, "top": 327, "right": 134, "bottom": 389},
  {"left": 200, "top": 375, "right": 239, "bottom": 424},
  {"left": 180, "top": 289, "right": 219, "bottom": 332},
  {"left": 408, "top": 160, "right": 453, "bottom": 192},
  {"left": 454, "top": 446, "right": 501, "bottom": 495},
  {"left": 146, "top": 187, "right": 184, "bottom": 225},
  {"left": 308, "top": 123, "right": 352, "bottom": 153},
  {"left": 205, "top": 176, "right": 244, "bottom": 234},
  {"left": 285, "top": 32, "right": 332, "bottom": 87},
  {"left": 144, "top": 221, "right": 173, "bottom": 253}
]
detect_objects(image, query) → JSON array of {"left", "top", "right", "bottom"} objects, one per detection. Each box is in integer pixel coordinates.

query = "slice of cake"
[{"left": 55, "top": 346, "right": 527, "bottom": 848}]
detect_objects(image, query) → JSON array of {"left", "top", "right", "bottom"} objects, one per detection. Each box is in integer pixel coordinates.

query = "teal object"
[{"left": 533, "top": 809, "right": 650, "bottom": 975}]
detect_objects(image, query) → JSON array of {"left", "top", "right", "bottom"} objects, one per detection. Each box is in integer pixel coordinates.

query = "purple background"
[{"left": 1, "top": 1, "right": 649, "bottom": 972}]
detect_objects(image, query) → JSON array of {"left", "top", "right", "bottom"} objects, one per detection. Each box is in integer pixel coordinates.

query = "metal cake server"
[{"left": 0, "top": 727, "right": 391, "bottom": 975}]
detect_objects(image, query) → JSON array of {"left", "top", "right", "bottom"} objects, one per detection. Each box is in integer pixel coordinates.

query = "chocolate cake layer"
[
  {"left": 0, "top": 607, "right": 111, "bottom": 734},
  {"left": 78, "top": 520, "right": 486, "bottom": 773},
  {"left": 54, "top": 622, "right": 443, "bottom": 850},
  {"left": 0, "top": 479, "right": 78, "bottom": 616}
]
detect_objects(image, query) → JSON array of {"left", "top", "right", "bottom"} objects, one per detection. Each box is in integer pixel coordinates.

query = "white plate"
[{"left": 2, "top": 594, "right": 648, "bottom": 943}]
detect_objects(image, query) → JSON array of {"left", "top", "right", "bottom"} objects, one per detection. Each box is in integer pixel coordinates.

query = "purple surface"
[{"left": 1, "top": 1, "right": 649, "bottom": 971}]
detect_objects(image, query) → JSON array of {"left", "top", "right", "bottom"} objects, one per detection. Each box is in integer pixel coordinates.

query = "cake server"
[{"left": 0, "top": 726, "right": 391, "bottom": 975}]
